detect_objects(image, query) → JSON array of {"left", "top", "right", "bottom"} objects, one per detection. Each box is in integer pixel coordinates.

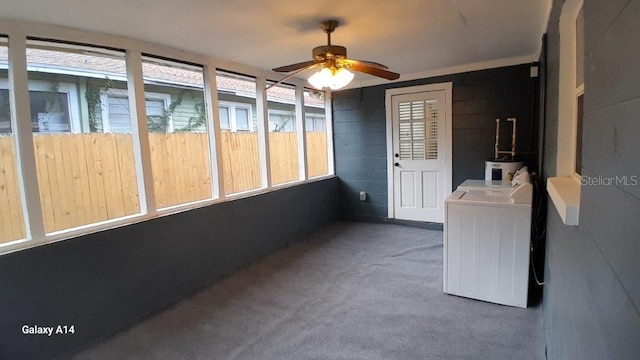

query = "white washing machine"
[
  {"left": 458, "top": 166, "right": 528, "bottom": 192},
  {"left": 443, "top": 177, "right": 532, "bottom": 308},
  {"left": 457, "top": 179, "right": 512, "bottom": 191}
]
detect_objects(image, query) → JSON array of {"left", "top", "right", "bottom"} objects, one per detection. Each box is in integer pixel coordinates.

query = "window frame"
[
  {"left": 100, "top": 88, "right": 172, "bottom": 133},
  {"left": 268, "top": 108, "right": 297, "bottom": 132},
  {"left": 0, "top": 78, "right": 81, "bottom": 133},
  {"left": 218, "top": 100, "right": 253, "bottom": 132},
  {"left": 547, "top": 0, "right": 583, "bottom": 226},
  {"left": 554, "top": 0, "right": 583, "bottom": 178},
  {"left": 0, "top": 25, "right": 333, "bottom": 256},
  {"left": 304, "top": 112, "right": 326, "bottom": 132},
  {"left": 218, "top": 105, "right": 231, "bottom": 130}
]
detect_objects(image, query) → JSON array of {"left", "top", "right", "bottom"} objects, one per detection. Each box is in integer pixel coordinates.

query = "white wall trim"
[
  {"left": 324, "top": 93, "right": 335, "bottom": 176},
  {"left": 203, "top": 64, "right": 224, "bottom": 200},
  {"left": 295, "top": 85, "right": 307, "bottom": 181},
  {"left": 126, "top": 50, "right": 155, "bottom": 215},
  {"left": 7, "top": 34, "right": 46, "bottom": 243},
  {"left": 555, "top": 0, "right": 583, "bottom": 177},
  {"left": 0, "top": 174, "right": 337, "bottom": 257},
  {"left": 256, "top": 77, "right": 271, "bottom": 189}
]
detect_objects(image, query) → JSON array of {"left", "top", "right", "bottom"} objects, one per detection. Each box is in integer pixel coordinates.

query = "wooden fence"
[{"left": 0, "top": 132, "right": 327, "bottom": 242}]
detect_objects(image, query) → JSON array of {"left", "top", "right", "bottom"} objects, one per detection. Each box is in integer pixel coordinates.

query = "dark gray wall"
[
  {"left": 333, "top": 65, "right": 538, "bottom": 221},
  {"left": 542, "top": 1, "right": 640, "bottom": 359},
  {"left": 0, "top": 178, "right": 340, "bottom": 359}
]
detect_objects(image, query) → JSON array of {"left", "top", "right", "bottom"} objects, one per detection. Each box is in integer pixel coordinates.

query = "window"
[
  {"left": 99, "top": 89, "right": 171, "bottom": 133},
  {"left": 0, "top": 80, "right": 80, "bottom": 133},
  {"left": 0, "top": 28, "right": 331, "bottom": 255},
  {"left": 219, "top": 107, "right": 230, "bottom": 130},
  {"left": 305, "top": 113, "right": 325, "bottom": 132},
  {"left": 26, "top": 42, "right": 140, "bottom": 233},
  {"left": 236, "top": 107, "right": 250, "bottom": 131},
  {"left": 141, "top": 57, "right": 213, "bottom": 208},
  {"left": 305, "top": 90, "right": 329, "bottom": 178},
  {"left": 269, "top": 109, "right": 296, "bottom": 132},
  {"left": 0, "top": 87, "right": 13, "bottom": 133},
  {"left": 218, "top": 101, "right": 253, "bottom": 132},
  {"left": 0, "top": 38, "right": 27, "bottom": 244},
  {"left": 267, "top": 82, "right": 299, "bottom": 185},
  {"left": 217, "top": 71, "right": 261, "bottom": 194}
]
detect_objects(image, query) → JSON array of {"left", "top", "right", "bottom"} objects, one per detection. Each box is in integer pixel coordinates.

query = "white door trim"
[{"left": 385, "top": 82, "right": 453, "bottom": 220}]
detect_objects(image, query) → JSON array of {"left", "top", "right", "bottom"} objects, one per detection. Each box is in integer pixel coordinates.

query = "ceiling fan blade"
[
  {"left": 341, "top": 58, "right": 389, "bottom": 69},
  {"left": 272, "top": 60, "right": 324, "bottom": 73},
  {"left": 347, "top": 63, "right": 400, "bottom": 80},
  {"left": 266, "top": 62, "right": 323, "bottom": 90}
]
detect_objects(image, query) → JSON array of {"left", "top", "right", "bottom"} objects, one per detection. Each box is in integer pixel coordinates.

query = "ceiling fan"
[{"left": 269, "top": 20, "right": 400, "bottom": 90}]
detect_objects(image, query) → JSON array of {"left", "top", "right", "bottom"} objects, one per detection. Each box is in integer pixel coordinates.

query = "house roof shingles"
[{"left": 0, "top": 47, "right": 324, "bottom": 107}]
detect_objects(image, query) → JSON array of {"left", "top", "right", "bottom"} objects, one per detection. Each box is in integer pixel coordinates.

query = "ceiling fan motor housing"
[{"left": 313, "top": 45, "right": 347, "bottom": 60}]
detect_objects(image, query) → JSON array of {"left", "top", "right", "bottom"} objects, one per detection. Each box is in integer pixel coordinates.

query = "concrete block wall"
[
  {"left": 542, "top": 0, "right": 640, "bottom": 359},
  {"left": 0, "top": 178, "right": 341, "bottom": 359},
  {"left": 333, "top": 65, "right": 538, "bottom": 221}
]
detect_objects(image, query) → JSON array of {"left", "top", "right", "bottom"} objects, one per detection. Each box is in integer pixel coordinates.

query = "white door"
[{"left": 387, "top": 84, "right": 452, "bottom": 222}]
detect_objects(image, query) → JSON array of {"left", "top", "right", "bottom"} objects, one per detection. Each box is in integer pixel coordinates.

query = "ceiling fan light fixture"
[
  {"left": 271, "top": 20, "right": 398, "bottom": 91},
  {"left": 308, "top": 67, "right": 354, "bottom": 90}
]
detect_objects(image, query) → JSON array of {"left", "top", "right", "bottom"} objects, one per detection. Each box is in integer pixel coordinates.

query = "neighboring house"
[{"left": 0, "top": 47, "right": 326, "bottom": 134}]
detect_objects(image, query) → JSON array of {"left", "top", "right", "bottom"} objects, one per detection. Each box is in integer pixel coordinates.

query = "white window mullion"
[
  {"left": 203, "top": 64, "right": 225, "bottom": 199},
  {"left": 8, "top": 34, "right": 46, "bottom": 241},
  {"left": 295, "top": 85, "right": 307, "bottom": 180},
  {"left": 125, "top": 50, "right": 155, "bottom": 216},
  {"left": 256, "top": 77, "right": 271, "bottom": 188},
  {"left": 99, "top": 93, "right": 111, "bottom": 133},
  {"left": 230, "top": 105, "right": 237, "bottom": 132},
  {"left": 325, "top": 92, "right": 335, "bottom": 175}
]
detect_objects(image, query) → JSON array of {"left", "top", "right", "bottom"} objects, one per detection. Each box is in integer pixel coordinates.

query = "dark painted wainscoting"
[
  {"left": 332, "top": 64, "right": 539, "bottom": 221},
  {"left": 542, "top": 0, "right": 640, "bottom": 359},
  {"left": 0, "top": 178, "right": 340, "bottom": 359}
]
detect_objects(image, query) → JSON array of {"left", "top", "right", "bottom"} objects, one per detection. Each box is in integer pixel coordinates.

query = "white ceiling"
[{"left": 0, "top": 0, "right": 551, "bottom": 88}]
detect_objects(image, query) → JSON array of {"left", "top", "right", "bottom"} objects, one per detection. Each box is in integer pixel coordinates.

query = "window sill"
[
  {"left": 547, "top": 176, "right": 581, "bottom": 225},
  {"left": 0, "top": 175, "right": 337, "bottom": 257}
]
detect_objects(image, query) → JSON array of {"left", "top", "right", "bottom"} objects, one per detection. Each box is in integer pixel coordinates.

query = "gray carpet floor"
[{"left": 70, "top": 222, "right": 545, "bottom": 360}]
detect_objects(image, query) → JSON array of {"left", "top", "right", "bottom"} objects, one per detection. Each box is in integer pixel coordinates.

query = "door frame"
[{"left": 385, "top": 82, "right": 453, "bottom": 220}]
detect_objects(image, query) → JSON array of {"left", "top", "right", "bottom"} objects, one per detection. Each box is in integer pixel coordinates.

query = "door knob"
[{"left": 394, "top": 162, "right": 400, "bottom": 167}]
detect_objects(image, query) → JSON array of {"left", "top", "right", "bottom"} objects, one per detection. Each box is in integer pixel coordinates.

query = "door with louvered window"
[{"left": 391, "top": 90, "right": 447, "bottom": 222}]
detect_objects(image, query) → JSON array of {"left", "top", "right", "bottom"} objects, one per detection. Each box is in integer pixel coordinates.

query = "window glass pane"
[
  {"left": 31, "top": 91, "right": 71, "bottom": 132},
  {"left": 235, "top": 107, "right": 249, "bottom": 130},
  {"left": 305, "top": 117, "right": 313, "bottom": 131},
  {"left": 0, "top": 38, "right": 27, "bottom": 243},
  {"left": 26, "top": 42, "right": 140, "bottom": 233},
  {"left": 304, "top": 90, "right": 328, "bottom": 177},
  {"left": 267, "top": 83, "right": 298, "bottom": 185},
  {"left": 219, "top": 107, "right": 230, "bottom": 129},
  {"left": 216, "top": 71, "right": 260, "bottom": 194},
  {"left": 141, "top": 58, "right": 212, "bottom": 208}
]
